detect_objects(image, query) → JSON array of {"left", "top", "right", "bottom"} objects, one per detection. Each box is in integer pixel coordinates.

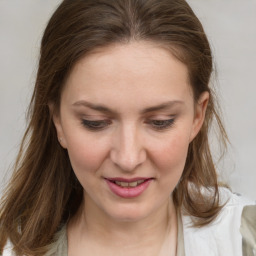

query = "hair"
[{"left": 0, "top": 0, "right": 228, "bottom": 255}]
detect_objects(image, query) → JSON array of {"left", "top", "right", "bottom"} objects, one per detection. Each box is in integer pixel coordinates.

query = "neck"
[{"left": 68, "top": 194, "right": 178, "bottom": 255}]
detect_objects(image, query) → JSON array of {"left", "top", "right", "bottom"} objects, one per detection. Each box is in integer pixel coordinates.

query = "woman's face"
[{"left": 53, "top": 41, "right": 208, "bottom": 222}]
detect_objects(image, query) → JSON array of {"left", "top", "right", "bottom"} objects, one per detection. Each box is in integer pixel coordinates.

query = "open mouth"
[
  {"left": 107, "top": 178, "right": 153, "bottom": 188},
  {"left": 105, "top": 178, "right": 154, "bottom": 198}
]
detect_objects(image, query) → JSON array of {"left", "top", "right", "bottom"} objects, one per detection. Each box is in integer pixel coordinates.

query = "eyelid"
[
  {"left": 81, "top": 119, "right": 112, "bottom": 131},
  {"left": 80, "top": 115, "right": 176, "bottom": 132},
  {"left": 146, "top": 118, "right": 175, "bottom": 130}
]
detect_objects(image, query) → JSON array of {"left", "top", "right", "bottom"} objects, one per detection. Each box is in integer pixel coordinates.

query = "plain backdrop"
[{"left": 0, "top": 0, "right": 255, "bottom": 199}]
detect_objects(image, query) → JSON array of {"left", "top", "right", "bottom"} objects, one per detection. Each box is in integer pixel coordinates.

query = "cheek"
[
  {"left": 150, "top": 131, "right": 190, "bottom": 176},
  {"left": 149, "top": 134, "right": 190, "bottom": 195},
  {"left": 65, "top": 131, "right": 109, "bottom": 175}
]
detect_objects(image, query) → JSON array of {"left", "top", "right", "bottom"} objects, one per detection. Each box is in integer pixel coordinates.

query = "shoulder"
[
  {"left": 182, "top": 187, "right": 256, "bottom": 256},
  {"left": 44, "top": 224, "right": 67, "bottom": 256},
  {"left": 2, "top": 225, "right": 67, "bottom": 256}
]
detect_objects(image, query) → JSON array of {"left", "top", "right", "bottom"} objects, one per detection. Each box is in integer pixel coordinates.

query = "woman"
[{"left": 0, "top": 0, "right": 255, "bottom": 255}]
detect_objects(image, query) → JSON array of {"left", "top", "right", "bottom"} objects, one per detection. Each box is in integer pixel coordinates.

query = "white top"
[
  {"left": 2, "top": 188, "right": 256, "bottom": 256},
  {"left": 182, "top": 188, "right": 256, "bottom": 255}
]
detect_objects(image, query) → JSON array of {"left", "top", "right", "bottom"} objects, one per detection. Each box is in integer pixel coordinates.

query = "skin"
[{"left": 52, "top": 41, "right": 209, "bottom": 255}]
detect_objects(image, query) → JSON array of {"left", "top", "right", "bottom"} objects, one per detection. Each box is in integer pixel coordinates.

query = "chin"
[{"left": 103, "top": 202, "right": 155, "bottom": 223}]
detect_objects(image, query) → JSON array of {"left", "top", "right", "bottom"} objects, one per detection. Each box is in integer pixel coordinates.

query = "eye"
[
  {"left": 147, "top": 119, "right": 175, "bottom": 130},
  {"left": 81, "top": 119, "right": 112, "bottom": 131}
]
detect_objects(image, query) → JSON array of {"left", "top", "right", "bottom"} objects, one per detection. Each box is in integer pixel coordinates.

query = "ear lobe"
[
  {"left": 48, "top": 103, "right": 67, "bottom": 148},
  {"left": 189, "top": 91, "right": 209, "bottom": 142}
]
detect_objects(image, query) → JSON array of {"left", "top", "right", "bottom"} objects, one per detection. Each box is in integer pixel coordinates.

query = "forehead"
[{"left": 62, "top": 41, "right": 193, "bottom": 108}]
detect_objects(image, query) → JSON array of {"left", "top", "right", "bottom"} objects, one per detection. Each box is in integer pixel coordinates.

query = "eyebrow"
[
  {"left": 141, "top": 100, "right": 184, "bottom": 114},
  {"left": 72, "top": 100, "right": 184, "bottom": 114}
]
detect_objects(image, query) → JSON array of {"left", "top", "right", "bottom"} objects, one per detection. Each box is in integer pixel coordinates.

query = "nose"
[{"left": 110, "top": 123, "right": 146, "bottom": 172}]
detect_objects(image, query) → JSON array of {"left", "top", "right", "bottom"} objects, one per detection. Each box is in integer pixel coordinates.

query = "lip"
[
  {"left": 105, "top": 177, "right": 153, "bottom": 198},
  {"left": 106, "top": 177, "right": 151, "bottom": 182}
]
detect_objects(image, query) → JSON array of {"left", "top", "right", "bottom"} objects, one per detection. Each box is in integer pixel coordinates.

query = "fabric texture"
[
  {"left": 182, "top": 188, "right": 255, "bottom": 256},
  {"left": 44, "top": 225, "right": 68, "bottom": 256},
  {"left": 240, "top": 205, "right": 256, "bottom": 255}
]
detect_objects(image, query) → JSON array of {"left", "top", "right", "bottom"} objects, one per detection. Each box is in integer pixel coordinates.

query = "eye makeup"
[
  {"left": 81, "top": 117, "right": 176, "bottom": 132},
  {"left": 146, "top": 118, "right": 175, "bottom": 131},
  {"left": 81, "top": 119, "right": 112, "bottom": 131}
]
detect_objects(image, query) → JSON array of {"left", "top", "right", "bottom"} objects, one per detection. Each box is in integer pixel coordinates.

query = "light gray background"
[{"left": 0, "top": 0, "right": 255, "bottom": 199}]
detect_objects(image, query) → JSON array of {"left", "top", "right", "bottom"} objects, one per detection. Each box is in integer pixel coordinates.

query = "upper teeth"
[{"left": 114, "top": 180, "right": 145, "bottom": 187}]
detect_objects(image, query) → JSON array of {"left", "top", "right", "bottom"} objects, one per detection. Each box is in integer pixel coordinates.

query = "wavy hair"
[{"left": 0, "top": 0, "right": 228, "bottom": 255}]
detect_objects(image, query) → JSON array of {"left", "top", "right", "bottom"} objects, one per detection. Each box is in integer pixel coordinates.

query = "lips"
[{"left": 105, "top": 177, "right": 153, "bottom": 198}]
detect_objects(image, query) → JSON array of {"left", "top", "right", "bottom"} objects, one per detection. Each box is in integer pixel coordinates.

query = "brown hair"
[{"left": 0, "top": 0, "right": 228, "bottom": 255}]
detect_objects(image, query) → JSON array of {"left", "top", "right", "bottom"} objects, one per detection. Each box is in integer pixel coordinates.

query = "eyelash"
[
  {"left": 147, "top": 119, "right": 175, "bottom": 130},
  {"left": 81, "top": 119, "right": 112, "bottom": 131},
  {"left": 81, "top": 118, "right": 175, "bottom": 131}
]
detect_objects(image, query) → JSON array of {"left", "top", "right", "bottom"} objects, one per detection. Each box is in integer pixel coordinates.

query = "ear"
[
  {"left": 48, "top": 103, "right": 67, "bottom": 148},
  {"left": 189, "top": 91, "right": 209, "bottom": 142}
]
